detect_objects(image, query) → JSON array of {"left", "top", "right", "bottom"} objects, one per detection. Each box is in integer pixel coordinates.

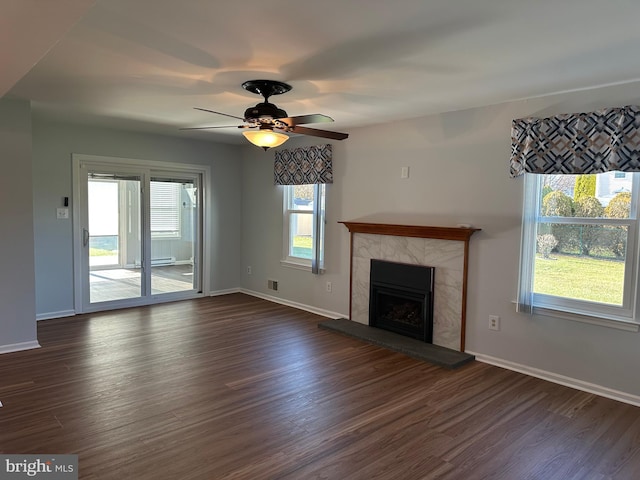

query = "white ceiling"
[{"left": 6, "top": 0, "right": 640, "bottom": 144}]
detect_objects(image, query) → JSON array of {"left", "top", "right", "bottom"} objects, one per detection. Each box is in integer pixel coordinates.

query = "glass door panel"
[
  {"left": 149, "top": 177, "right": 199, "bottom": 295},
  {"left": 87, "top": 174, "right": 142, "bottom": 304}
]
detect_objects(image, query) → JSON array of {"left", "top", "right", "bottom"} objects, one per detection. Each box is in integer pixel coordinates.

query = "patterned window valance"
[
  {"left": 274, "top": 144, "right": 333, "bottom": 185},
  {"left": 510, "top": 105, "right": 640, "bottom": 177}
]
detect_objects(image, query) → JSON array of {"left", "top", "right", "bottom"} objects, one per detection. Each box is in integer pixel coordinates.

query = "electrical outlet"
[
  {"left": 489, "top": 315, "right": 500, "bottom": 331},
  {"left": 268, "top": 279, "right": 278, "bottom": 291},
  {"left": 247, "top": 266, "right": 252, "bottom": 275},
  {"left": 326, "top": 281, "right": 332, "bottom": 293}
]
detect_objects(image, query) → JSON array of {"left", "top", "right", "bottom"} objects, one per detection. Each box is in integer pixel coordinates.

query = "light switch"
[
  {"left": 56, "top": 208, "right": 69, "bottom": 219},
  {"left": 401, "top": 166, "right": 410, "bottom": 179}
]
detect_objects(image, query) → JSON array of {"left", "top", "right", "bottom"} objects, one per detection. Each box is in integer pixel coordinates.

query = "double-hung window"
[
  {"left": 282, "top": 184, "right": 326, "bottom": 272},
  {"left": 519, "top": 172, "right": 639, "bottom": 324},
  {"left": 275, "top": 144, "right": 333, "bottom": 274}
]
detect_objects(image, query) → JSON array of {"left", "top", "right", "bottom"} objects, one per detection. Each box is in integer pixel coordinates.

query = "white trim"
[
  {"left": 467, "top": 351, "right": 640, "bottom": 407},
  {"left": 512, "top": 299, "right": 640, "bottom": 331},
  {"left": 280, "top": 260, "right": 311, "bottom": 272},
  {"left": 240, "top": 288, "right": 346, "bottom": 319},
  {"left": 209, "top": 288, "right": 242, "bottom": 297},
  {"left": 532, "top": 306, "right": 640, "bottom": 332},
  {"left": 36, "top": 310, "right": 76, "bottom": 321},
  {"left": 0, "top": 341, "right": 41, "bottom": 355}
]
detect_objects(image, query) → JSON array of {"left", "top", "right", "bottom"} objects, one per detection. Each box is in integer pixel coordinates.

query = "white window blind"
[{"left": 150, "top": 181, "right": 181, "bottom": 237}]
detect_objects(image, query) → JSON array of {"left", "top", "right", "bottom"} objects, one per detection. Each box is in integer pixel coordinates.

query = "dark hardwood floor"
[{"left": 1, "top": 294, "right": 639, "bottom": 479}]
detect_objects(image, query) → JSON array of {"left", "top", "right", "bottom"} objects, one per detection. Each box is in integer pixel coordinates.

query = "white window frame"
[
  {"left": 281, "top": 184, "right": 326, "bottom": 272},
  {"left": 518, "top": 173, "right": 640, "bottom": 329}
]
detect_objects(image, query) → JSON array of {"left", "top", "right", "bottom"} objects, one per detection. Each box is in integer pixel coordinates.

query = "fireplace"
[{"left": 369, "top": 259, "right": 434, "bottom": 343}]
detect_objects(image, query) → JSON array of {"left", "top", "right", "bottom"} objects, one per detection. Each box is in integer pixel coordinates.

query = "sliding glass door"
[{"left": 74, "top": 157, "right": 206, "bottom": 313}]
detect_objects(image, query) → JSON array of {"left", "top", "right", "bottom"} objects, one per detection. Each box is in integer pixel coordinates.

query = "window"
[
  {"left": 519, "top": 172, "right": 639, "bottom": 323},
  {"left": 282, "top": 184, "right": 326, "bottom": 272},
  {"left": 150, "top": 181, "right": 182, "bottom": 238}
]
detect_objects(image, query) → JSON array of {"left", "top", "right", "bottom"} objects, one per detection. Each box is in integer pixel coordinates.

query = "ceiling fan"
[{"left": 182, "top": 79, "right": 349, "bottom": 150}]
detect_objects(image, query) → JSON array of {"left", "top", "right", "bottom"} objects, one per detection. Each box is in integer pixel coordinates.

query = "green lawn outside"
[
  {"left": 294, "top": 236, "right": 312, "bottom": 249},
  {"left": 90, "top": 248, "right": 116, "bottom": 257},
  {"left": 534, "top": 253, "right": 624, "bottom": 305},
  {"left": 292, "top": 235, "right": 312, "bottom": 259}
]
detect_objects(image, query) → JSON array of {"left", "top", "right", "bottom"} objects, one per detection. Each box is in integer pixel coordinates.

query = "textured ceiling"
[{"left": 6, "top": 0, "right": 640, "bottom": 144}]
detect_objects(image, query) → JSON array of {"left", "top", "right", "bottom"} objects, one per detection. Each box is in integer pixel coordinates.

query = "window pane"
[
  {"left": 540, "top": 172, "right": 632, "bottom": 219},
  {"left": 150, "top": 178, "right": 197, "bottom": 295},
  {"left": 283, "top": 184, "right": 326, "bottom": 267},
  {"left": 88, "top": 180, "right": 119, "bottom": 267},
  {"left": 291, "top": 185, "right": 314, "bottom": 211},
  {"left": 289, "top": 212, "right": 313, "bottom": 259},
  {"left": 88, "top": 176, "right": 142, "bottom": 303},
  {"left": 534, "top": 223, "right": 628, "bottom": 305}
]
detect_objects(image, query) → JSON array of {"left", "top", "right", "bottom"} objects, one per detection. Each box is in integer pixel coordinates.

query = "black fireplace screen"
[{"left": 369, "top": 260, "right": 434, "bottom": 342}]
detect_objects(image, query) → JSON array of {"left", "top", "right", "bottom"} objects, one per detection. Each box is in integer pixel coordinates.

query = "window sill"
[
  {"left": 280, "top": 259, "right": 325, "bottom": 274},
  {"left": 516, "top": 302, "right": 640, "bottom": 332}
]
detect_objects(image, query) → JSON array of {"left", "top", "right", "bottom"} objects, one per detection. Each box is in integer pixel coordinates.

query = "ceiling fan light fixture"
[{"left": 242, "top": 129, "right": 289, "bottom": 151}]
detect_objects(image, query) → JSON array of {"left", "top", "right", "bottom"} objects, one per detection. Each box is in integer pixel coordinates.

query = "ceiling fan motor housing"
[{"left": 244, "top": 102, "right": 288, "bottom": 122}]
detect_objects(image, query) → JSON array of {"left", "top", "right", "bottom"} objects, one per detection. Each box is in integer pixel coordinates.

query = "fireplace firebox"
[{"left": 369, "top": 260, "right": 434, "bottom": 343}]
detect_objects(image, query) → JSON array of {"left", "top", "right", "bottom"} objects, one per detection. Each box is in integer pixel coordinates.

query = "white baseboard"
[
  {"left": 0, "top": 341, "right": 41, "bottom": 355},
  {"left": 467, "top": 351, "right": 640, "bottom": 408},
  {"left": 240, "top": 289, "right": 347, "bottom": 319},
  {"left": 36, "top": 310, "right": 76, "bottom": 321},
  {"left": 209, "top": 288, "right": 242, "bottom": 297}
]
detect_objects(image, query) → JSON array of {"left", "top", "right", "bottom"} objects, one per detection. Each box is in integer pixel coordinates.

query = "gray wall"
[
  {"left": 32, "top": 118, "right": 243, "bottom": 316},
  {"left": 240, "top": 80, "right": 640, "bottom": 398},
  {"left": 0, "top": 98, "right": 37, "bottom": 349}
]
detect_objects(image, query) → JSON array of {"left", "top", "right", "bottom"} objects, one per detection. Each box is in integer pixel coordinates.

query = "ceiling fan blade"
[
  {"left": 279, "top": 114, "right": 334, "bottom": 126},
  {"left": 194, "top": 107, "right": 244, "bottom": 121},
  {"left": 180, "top": 125, "right": 244, "bottom": 130},
  {"left": 288, "top": 125, "right": 349, "bottom": 140}
]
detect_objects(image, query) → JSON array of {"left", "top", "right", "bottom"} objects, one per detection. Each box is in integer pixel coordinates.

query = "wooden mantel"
[
  {"left": 339, "top": 221, "right": 480, "bottom": 241},
  {"left": 339, "top": 221, "right": 481, "bottom": 352}
]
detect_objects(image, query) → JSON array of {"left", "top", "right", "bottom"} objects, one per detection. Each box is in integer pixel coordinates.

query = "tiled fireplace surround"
[{"left": 340, "top": 222, "right": 480, "bottom": 352}]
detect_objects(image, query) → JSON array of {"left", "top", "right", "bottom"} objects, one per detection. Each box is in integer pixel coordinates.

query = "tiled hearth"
[{"left": 340, "top": 222, "right": 480, "bottom": 352}]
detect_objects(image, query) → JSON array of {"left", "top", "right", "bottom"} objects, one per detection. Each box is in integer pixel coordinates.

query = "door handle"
[{"left": 83, "top": 228, "right": 89, "bottom": 247}]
